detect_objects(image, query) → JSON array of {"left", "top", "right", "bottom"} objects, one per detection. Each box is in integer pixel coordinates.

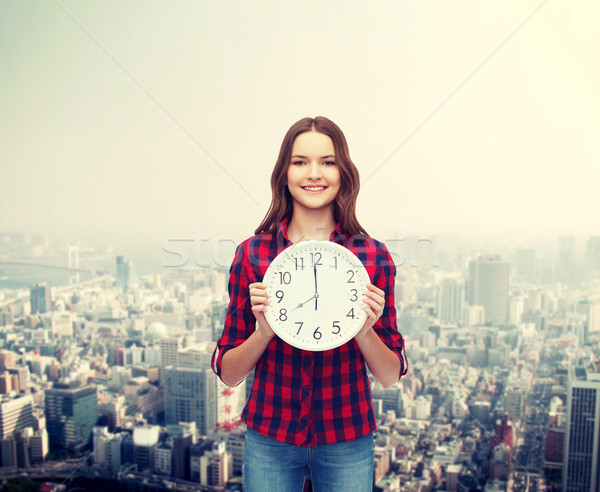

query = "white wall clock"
[{"left": 263, "top": 240, "right": 370, "bottom": 351}]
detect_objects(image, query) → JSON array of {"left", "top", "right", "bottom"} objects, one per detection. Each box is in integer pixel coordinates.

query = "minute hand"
[{"left": 313, "top": 263, "right": 318, "bottom": 310}]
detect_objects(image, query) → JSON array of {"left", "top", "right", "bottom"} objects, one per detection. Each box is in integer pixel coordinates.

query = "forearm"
[
  {"left": 355, "top": 327, "right": 401, "bottom": 388},
  {"left": 220, "top": 328, "right": 273, "bottom": 387}
]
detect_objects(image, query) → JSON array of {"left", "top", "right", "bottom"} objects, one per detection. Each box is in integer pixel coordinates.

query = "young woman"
[{"left": 212, "top": 116, "right": 407, "bottom": 492}]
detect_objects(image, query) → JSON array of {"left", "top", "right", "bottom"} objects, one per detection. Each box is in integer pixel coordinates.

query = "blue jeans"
[{"left": 244, "top": 427, "right": 374, "bottom": 492}]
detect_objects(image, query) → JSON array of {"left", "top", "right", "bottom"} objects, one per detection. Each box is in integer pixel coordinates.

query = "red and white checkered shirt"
[{"left": 212, "top": 218, "right": 407, "bottom": 446}]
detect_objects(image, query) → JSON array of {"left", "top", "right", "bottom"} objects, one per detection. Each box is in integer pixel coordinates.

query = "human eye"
[
  {"left": 291, "top": 160, "right": 306, "bottom": 166},
  {"left": 323, "top": 160, "right": 336, "bottom": 166}
]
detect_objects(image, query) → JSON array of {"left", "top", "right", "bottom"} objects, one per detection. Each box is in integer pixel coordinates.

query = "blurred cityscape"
[{"left": 0, "top": 231, "right": 599, "bottom": 491}]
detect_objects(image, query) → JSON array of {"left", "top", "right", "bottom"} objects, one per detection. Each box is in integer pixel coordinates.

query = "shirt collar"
[
  {"left": 276, "top": 216, "right": 345, "bottom": 245},
  {"left": 276, "top": 216, "right": 292, "bottom": 246}
]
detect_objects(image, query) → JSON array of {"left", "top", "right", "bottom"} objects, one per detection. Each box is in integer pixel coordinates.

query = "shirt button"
[{"left": 304, "top": 379, "right": 311, "bottom": 386}]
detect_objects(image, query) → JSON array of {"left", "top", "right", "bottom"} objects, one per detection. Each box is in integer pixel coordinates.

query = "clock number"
[
  {"left": 310, "top": 252, "right": 323, "bottom": 267},
  {"left": 295, "top": 321, "right": 304, "bottom": 335},
  {"left": 294, "top": 257, "right": 304, "bottom": 270},
  {"left": 349, "top": 289, "right": 358, "bottom": 302},
  {"left": 332, "top": 321, "right": 341, "bottom": 335},
  {"left": 347, "top": 307, "right": 356, "bottom": 319},
  {"left": 346, "top": 270, "right": 355, "bottom": 283},
  {"left": 279, "top": 308, "right": 287, "bottom": 321},
  {"left": 278, "top": 271, "right": 292, "bottom": 285},
  {"left": 313, "top": 326, "right": 322, "bottom": 340},
  {"left": 331, "top": 256, "right": 338, "bottom": 269},
  {"left": 275, "top": 290, "right": 284, "bottom": 303}
]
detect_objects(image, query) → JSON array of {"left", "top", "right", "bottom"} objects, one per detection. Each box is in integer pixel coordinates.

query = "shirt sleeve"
[
  {"left": 211, "top": 241, "right": 256, "bottom": 382},
  {"left": 372, "top": 242, "right": 408, "bottom": 379}
]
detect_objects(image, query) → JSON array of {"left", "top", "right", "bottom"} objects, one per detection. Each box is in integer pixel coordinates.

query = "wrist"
[
  {"left": 255, "top": 325, "right": 275, "bottom": 344},
  {"left": 354, "top": 325, "right": 374, "bottom": 345}
]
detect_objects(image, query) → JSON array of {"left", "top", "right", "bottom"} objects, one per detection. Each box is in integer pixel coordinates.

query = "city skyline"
[
  {"left": 0, "top": 210, "right": 599, "bottom": 489},
  {"left": 1, "top": 1, "right": 599, "bottom": 246}
]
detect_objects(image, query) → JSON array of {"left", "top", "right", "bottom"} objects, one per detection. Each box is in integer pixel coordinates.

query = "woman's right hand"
[{"left": 249, "top": 282, "right": 276, "bottom": 341}]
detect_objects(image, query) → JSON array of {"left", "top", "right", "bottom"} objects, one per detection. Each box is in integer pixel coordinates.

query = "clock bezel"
[{"left": 263, "top": 240, "right": 370, "bottom": 351}]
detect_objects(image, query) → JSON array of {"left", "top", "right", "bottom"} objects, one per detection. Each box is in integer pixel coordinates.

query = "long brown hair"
[{"left": 255, "top": 116, "right": 368, "bottom": 237}]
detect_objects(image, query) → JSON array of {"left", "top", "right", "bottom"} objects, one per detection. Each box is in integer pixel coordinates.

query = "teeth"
[{"left": 303, "top": 186, "right": 325, "bottom": 191}]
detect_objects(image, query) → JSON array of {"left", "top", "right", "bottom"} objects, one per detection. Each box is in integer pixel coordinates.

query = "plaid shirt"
[{"left": 212, "top": 218, "right": 407, "bottom": 447}]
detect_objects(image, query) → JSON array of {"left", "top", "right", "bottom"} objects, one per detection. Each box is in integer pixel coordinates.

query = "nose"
[{"left": 307, "top": 161, "right": 321, "bottom": 180}]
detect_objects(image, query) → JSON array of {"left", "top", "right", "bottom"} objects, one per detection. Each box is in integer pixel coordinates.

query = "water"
[
  {"left": 0, "top": 250, "right": 176, "bottom": 292},
  {"left": 0, "top": 263, "right": 102, "bottom": 290}
]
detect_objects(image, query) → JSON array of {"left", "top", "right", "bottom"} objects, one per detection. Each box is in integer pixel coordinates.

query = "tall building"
[
  {"left": 116, "top": 255, "right": 137, "bottom": 293},
  {"left": 437, "top": 278, "right": 464, "bottom": 324},
  {"left": 132, "top": 426, "right": 160, "bottom": 473},
  {"left": 159, "top": 335, "right": 186, "bottom": 387},
  {"left": 160, "top": 336, "right": 183, "bottom": 368},
  {"left": 574, "top": 300, "right": 600, "bottom": 342},
  {"left": 154, "top": 444, "right": 172, "bottom": 476},
  {"left": 585, "top": 236, "right": 600, "bottom": 279},
  {"left": 468, "top": 256, "right": 509, "bottom": 326},
  {"left": 29, "top": 429, "right": 49, "bottom": 463},
  {"left": 490, "top": 414, "right": 514, "bottom": 459},
  {"left": 164, "top": 344, "right": 217, "bottom": 435},
  {"left": 0, "top": 351, "right": 16, "bottom": 372},
  {"left": 172, "top": 433, "right": 193, "bottom": 480},
  {"left": 0, "top": 437, "right": 16, "bottom": 468},
  {"left": 45, "top": 382, "right": 98, "bottom": 452},
  {"left": 93, "top": 426, "right": 109, "bottom": 465},
  {"left": 14, "top": 428, "right": 31, "bottom": 468},
  {"left": 98, "top": 394, "right": 126, "bottom": 431},
  {"left": 200, "top": 441, "right": 233, "bottom": 487},
  {"left": 92, "top": 426, "right": 124, "bottom": 470},
  {"left": 504, "top": 387, "right": 525, "bottom": 424},
  {"left": 0, "top": 395, "right": 34, "bottom": 440},
  {"left": 490, "top": 443, "right": 511, "bottom": 481},
  {"left": 563, "top": 363, "right": 600, "bottom": 491},
  {"left": 225, "top": 428, "right": 245, "bottom": 476},
  {"left": 558, "top": 236, "right": 577, "bottom": 283},
  {"left": 30, "top": 283, "right": 51, "bottom": 314},
  {"left": 514, "top": 248, "right": 536, "bottom": 278}
]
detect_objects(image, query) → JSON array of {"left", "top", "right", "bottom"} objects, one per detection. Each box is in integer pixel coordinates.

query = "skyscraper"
[
  {"left": 30, "top": 282, "right": 51, "bottom": 314},
  {"left": 0, "top": 395, "right": 34, "bottom": 440},
  {"left": 45, "top": 382, "right": 98, "bottom": 452},
  {"left": 558, "top": 236, "right": 577, "bottom": 283},
  {"left": 585, "top": 236, "right": 600, "bottom": 279},
  {"left": 468, "top": 256, "right": 509, "bottom": 326},
  {"left": 563, "top": 363, "right": 600, "bottom": 491},
  {"left": 514, "top": 248, "right": 536, "bottom": 278},
  {"left": 116, "top": 255, "right": 137, "bottom": 293},
  {"left": 438, "top": 277, "right": 464, "bottom": 324},
  {"left": 164, "top": 344, "right": 217, "bottom": 435}
]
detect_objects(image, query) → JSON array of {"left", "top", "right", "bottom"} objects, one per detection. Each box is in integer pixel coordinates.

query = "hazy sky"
[{"left": 1, "top": 1, "right": 598, "bottom": 253}]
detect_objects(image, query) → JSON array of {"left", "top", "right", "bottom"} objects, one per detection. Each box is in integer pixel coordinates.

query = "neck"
[{"left": 287, "top": 207, "right": 336, "bottom": 243}]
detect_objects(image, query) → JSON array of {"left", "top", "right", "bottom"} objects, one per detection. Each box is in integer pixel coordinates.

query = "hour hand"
[{"left": 292, "top": 294, "right": 316, "bottom": 311}]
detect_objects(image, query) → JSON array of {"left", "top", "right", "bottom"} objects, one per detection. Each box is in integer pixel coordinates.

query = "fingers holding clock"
[
  {"left": 355, "top": 283, "right": 385, "bottom": 341},
  {"left": 362, "top": 283, "right": 385, "bottom": 322},
  {"left": 249, "top": 282, "right": 269, "bottom": 313},
  {"left": 248, "top": 282, "right": 276, "bottom": 340}
]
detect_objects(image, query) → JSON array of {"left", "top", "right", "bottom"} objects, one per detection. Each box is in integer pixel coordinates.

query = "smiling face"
[{"left": 286, "top": 131, "right": 341, "bottom": 215}]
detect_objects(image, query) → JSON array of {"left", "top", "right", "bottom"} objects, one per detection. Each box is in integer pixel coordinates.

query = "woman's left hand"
[{"left": 355, "top": 283, "right": 385, "bottom": 341}]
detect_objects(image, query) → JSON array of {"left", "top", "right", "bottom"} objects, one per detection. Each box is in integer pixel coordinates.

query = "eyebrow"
[{"left": 291, "top": 154, "right": 336, "bottom": 159}]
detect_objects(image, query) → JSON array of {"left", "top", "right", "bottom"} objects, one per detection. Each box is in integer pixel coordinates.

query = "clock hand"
[
  {"left": 314, "top": 263, "right": 318, "bottom": 311},
  {"left": 292, "top": 294, "right": 316, "bottom": 311}
]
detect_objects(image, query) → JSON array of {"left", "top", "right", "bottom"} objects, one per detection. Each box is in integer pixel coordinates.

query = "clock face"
[{"left": 263, "top": 240, "right": 370, "bottom": 351}]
